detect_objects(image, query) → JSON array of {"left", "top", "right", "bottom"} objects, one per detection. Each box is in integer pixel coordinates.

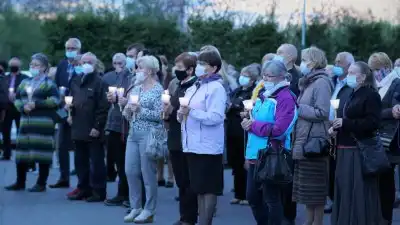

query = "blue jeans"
[{"left": 246, "top": 164, "right": 284, "bottom": 225}]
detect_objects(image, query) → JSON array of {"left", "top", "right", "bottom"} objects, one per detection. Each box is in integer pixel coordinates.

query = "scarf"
[
  {"left": 261, "top": 80, "right": 291, "bottom": 99},
  {"left": 377, "top": 67, "right": 400, "bottom": 99}
]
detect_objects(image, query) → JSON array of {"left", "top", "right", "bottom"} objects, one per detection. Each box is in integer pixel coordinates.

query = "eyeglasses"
[
  {"left": 66, "top": 47, "right": 78, "bottom": 51},
  {"left": 29, "top": 63, "right": 41, "bottom": 67},
  {"left": 113, "top": 62, "right": 124, "bottom": 65}
]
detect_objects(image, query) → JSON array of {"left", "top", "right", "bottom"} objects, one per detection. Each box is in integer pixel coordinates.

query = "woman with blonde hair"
[
  {"left": 123, "top": 55, "right": 163, "bottom": 223},
  {"left": 292, "top": 46, "right": 333, "bottom": 225}
]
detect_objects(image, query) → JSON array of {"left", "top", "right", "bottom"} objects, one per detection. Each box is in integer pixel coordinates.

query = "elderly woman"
[
  {"left": 368, "top": 52, "right": 399, "bottom": 225},
  {"left": 177, "top": 50, "right": 227, "bottom": 225},
  {"left": 5, "top": 53, "right": 60, "bottom": 192},
  {"left": 123, "top": 55, "right": 163, "bottom": 223},
  {"left": 292, "top": 46, "right": 333, "bottom": 225},
  {"left": 241, "top": 60, "right": 298, "bottom": 225},
  {"left": 330, "top": 61, "right": 383, "bottom": 225},
  {"left": 226, "top": 63, "right": 260, "bottom": 205}
]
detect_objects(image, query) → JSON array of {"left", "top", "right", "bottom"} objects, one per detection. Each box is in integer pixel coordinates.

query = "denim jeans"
[{"left": 246, "top": 164, "right": 284, "bottom": 225}]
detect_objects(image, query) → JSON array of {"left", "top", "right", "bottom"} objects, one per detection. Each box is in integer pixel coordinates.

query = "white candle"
[
  {"left": 117, "top": 88, "right": 125, "bottom": 97},
  {"left": 243, "top": 100, "right": 254, "bottom": 110},
  {"left": 8, "top": 88, "right": 14, "bottom": 93},
  {"left": 179, "top": 97, "right": 189, "bottom": 107},
  {"left": 161, "top": 90, "right": 171, "bottom": 103},
  {"left": 330, "top": 99, "right": 340, "bottom": 110},
  {"left": 64, "top": 96, "right": 73, "bottom": 105},
  {"left": 25, "top": 86, "right": 33, "bottom": 95},
  {"left": 108, "top": 86, "right": 117, "bottom": 93},
  {"left": 130, "top": 95, "right": 139, "bottom": 104}
]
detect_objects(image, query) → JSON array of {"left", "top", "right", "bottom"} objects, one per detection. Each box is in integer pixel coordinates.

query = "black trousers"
[
  {"left": 379, "top": 166, "right": 395, "bottom": 224},
  {"left": 328, "top": 156, "right": 336, "bottom": 200},
  {"left": 226, "top": 133, "right": 247, "bottom": 200},
  {"left": 16, "top": 162, "right": 50, "bottom": 186},
  {"left": 57, "top": 122, "right": 73, "bottom": 181},
  {"left": 2, "top": 107, "right": 20, "bottom": 158},
  {"left": 106, "top": 131, "right": 128, "bottom": 198},
  {"left": 282, "top": 162, "right": 297, "bottom": 221},
  {"left": 170, "top": 150, "right": 198, "bottom": 224},
  {"left": 74, "top": 139, "right": 107, "bottom": 196}
]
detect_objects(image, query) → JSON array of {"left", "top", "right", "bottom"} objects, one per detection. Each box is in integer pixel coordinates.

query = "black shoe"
[
  {"left": 70, "top": 169, "right": 77, "bottom": 175},
  {"left": 104, "top": 196, "right": 125, "bottom": 206},
  {"left": 68, "top": 190, "right": 91, "bottom": 201},
  {"left": 324, "top": 201, "right": 333, "bottom": 214},
  {"left": 175, "top": 196, "right": 180, "bottom": 201},
  {"left": 122, "top": 200, "right": 130, "bottom": 208},
  {"left": 281, "top": 219, "right": 295, "bottom": 225},
  {"left": 4, "top": 183, "right": 25, "bottom": 191},
  {"left": 86, "top": 192, "right": 106, "bottom": 202},
  {"left": 28, "top": 184, "right": 46, "bottom": 192},
  {"left": 165, "top": 181, "right": 174, "bottom": 188},
  {"left": 49, "top": 180, "right": 70, "bottom": 189},
  {"left": 158, "top": 179, "right": 166, "bottom": 187},
  {"left": 0, "top": 156, "right": 11, "bottom": 161}
]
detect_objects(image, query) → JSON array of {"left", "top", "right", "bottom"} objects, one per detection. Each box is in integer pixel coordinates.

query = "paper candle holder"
[{"left": 179, "top": 97, "right": 189, "bottom": 107}]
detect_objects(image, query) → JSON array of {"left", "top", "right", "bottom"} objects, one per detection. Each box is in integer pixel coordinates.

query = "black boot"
[{"left": 5, "top": 182, "right": 25, "bottom": 191}]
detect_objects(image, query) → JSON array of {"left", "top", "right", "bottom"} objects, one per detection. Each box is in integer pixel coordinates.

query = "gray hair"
[
  {"left": 112, "top": 53, "right": 127, "bottom": 62},
  {"left": 262, "top": 60, "right": 287, "bottom": 78},
  {"left": 338, "top": 52, "right": 355, "bottom": 65},
  {"left": 65, "top": 38, "right": 82, "bottom": 49},
  {"left": 241, "top": 63, "right": 261, "bottom": 80},
  {"left": 81, "top": 52, "right": 97, "bottom": 64},
  {"left": 279, "top": 44, "right": 298, "bottom": 61},
  {"left": 31, "top": 53, "right": 49, "bottom": 69}
]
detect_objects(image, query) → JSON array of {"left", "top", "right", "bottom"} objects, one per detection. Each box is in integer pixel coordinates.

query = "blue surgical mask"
[
  {"left": 300, "top": 62, "right": 311, "bottom": 76},
  {"left": 29, "top": 68, "right": 40, "bottom": 77},
  {"left": 346, "top": 75, "right": 357, "bottom": 88},
  {"left": 126, "top": 57, "right": 135, "bottom": 69},
  {"left": 332, "top": 66, "right": 344, "bottom": 77},
  {"left": 238, "top": 75, "right": 250, "bottom": 86},
  {"left": 74, "top": 65, "right": 84, "bottom": 75},
  {"left": 263, "top": 81, "right": 275, "bottom": 90},
  {"left": 195, "top": 65, "right": 207, "bottom": 77},
  {"left": 65, "top": 50, "right": 77, "bottom": 59},
  {"left": 273, "top": 55, "right": 285, "bottom": 63}
]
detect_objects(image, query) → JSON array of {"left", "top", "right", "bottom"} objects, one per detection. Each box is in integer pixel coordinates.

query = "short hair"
[
  {"left": 368, "top": 52, "right": 392, "bottom": 70},
  {"left": 112, "top": 53, "right": 126, "bottom": 62},
  {"left": 127, "top": 43, "right": 145, "bottom": 52},
  {"left": 198, "top": 50, "right": 222, "bottom": 73},
  {"left": 301, "top": 46, "right": 327, "bottom": 69},
  {"left": 395, "top": 58, "right": 400, "bottom": 67},
  {"left": 337, "top": 52, "right": 355, "bottom": 65},
  {"left": 200, "top": 45, "right": 221, "bottom": 58},
  {"left": 31, "top": 53, "right": 49, "bottom": 70},
  {"left": 261, "top": 53, "right": 276, "bottom": 65},
  {"left": 159, "top": 55, "right": 168, "bottom": 66},
  {"left": 0, "top": 60, "right": 7, "bottom": 71},
  {"left": 241, "top": 63, "right": 261, "bottom": 80},
  {"left": 81, "top": 52, "right": 97, "bottom": 64},
  {"left": 65, "top": 38, "right": 81, "bottom": 49},
  {"left": 96, "top": 60, "right": 105, "bottom": 74},
  {"left": 175, "top": 52, "right": 197, "bottom": 69},
  {"left": 279, "top": 44, "right": 298, "bottom": 61},
  {"left": 137, "top": 55, "right": 160, "bottom": 74},
  {"left": 262, "top": 60, "right": 288, "bottom": 78},
  {"left": 354, "top": 61, "right": 376, "bottom": 90}
]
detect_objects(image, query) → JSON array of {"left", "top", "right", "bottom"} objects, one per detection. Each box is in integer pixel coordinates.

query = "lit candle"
[
  {"left": 64, "top": 96, "right": 73, "bottom": 105},
  {"left": 179, "top": 97, "right": 189, "bottom": 107},
  {"left": 330, "top": 99, "right": 340, "bottom": 110},
  {"left": 59, "top": 86, "right": 66, "bottom": 95},
  {"left": 117, "top": 88, "right": 125, "bottom": 111},
  {"left": 242, "top": 100, "right": 254, "bottom": 111},
  {"left": 161, "top": 90, "right": 171, "bottom": 104},
  {"left": 130, "top": 95, "right": 139, "bottom": 104},
  {"left": 108, "top": 86, "right": 117, "bottom": 94},
  {"left": 8, "top": 87, "right": 14, "bottom": 94},
  {"left": 25, "top": 86, "right": 33, "bottom": 102}
]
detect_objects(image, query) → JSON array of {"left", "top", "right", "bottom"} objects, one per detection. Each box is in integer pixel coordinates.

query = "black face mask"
[
  {"left": 10, "top": 66, "right": 19, "bottom": 73},
  {"left": 0, "top": 69, "right": 4, "bottom": 75},
  {"left": 175, "top": 69, "right": 189, "bottom": 81}
]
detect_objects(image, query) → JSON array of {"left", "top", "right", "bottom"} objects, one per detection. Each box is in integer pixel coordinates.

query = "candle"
[
  {"left": 59, "top": 86, "right": 66, "bottom": 93},
  {"left": 179, "top": 97, "right": 189, "bottom": 107},
  {"left": 130, "top": 95, "right": 139, "bottom": 104},
  {"left": 25, "top": 86, "right": 32, "bottom": 95},
  {"left": 330, "top": 99, "right": 340, "bottom": 110},
  {"left": 64, "top": 96, "right": 73, "bottom": 105},
  {"left": 161, "top": 90, "right": 171, "bottom": 104},
  {"left": 8, "top": 87, "right": 14, "bottom": 93},
  {"left": 108, "top": 86, "right": 117, "bottom": 93},
  {"left": 117, "top": 88, "right": 125, "bottom": 97},
  {"left": 242, "top": 100, "right": 254, "bottom": 111}
]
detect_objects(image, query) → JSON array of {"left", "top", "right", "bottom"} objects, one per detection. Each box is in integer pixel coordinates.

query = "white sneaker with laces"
[
  {"left": 124, "top": 208, "right": 142, "bottom": 223},
  {"left": 133, "top": 210, "right": 154, "bottom": 223}
]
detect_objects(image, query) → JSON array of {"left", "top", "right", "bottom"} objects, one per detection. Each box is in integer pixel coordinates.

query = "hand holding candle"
[
  {"left": 64, "top": 96, "right": 73, "bottom": 117},
  {"left": 25, "top": 86, "right": 33, "bottom": 102},
  {"left": 129, "top": 95, "right": 139, "bottom": 120},
  {"left": 242, "top": 100, "right": 254, "bottom": 119},
  {"left": 108, "top": 86, "right": 117, "bottom": 94},
  {"left": 330, "top": 99, "right": 340, "bottom": 119},
  {"left": 179, "top": 97, "right": 190, "bottom": 121},
  {"left": 161, "top": 90, "right": 171, "bottom": 119},
  {"left": 117, "top": 88, "right": 125, "bottom": 111},
  {"left": 8, "top": 87, "right": 15, "bottom": 101}
]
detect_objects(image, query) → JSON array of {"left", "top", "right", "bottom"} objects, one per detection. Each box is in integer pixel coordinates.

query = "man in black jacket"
[
  {"left": 1, "top": 57, "right": 29, "bottom": 160},
  {"left": 67, "top": 52, "right": 109, "bottom": 202},
  {"left": 0, "top": 61, "right": 9, "bottom": 136},
  {"left": 50, "top": 38, "right": 82, "bottom": 189}
]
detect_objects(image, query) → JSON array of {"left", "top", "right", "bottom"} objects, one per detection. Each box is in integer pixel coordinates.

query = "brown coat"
[{"left": 292, "top": 70, "right": 333, "bottom": 160}]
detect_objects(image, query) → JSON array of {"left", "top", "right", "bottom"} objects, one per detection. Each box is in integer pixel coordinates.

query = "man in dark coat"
[
  {"left": 50, "top": 37, "right": 81, "bottom": 189},
  {"left": 67, "top": 52, "right": 109, "bottom": 202},
  {"left": 1, "top": 57, "right": 29, "bottom": 160},
  {"left": 0, "top": 60, "right": 9, "bottom": 133}
]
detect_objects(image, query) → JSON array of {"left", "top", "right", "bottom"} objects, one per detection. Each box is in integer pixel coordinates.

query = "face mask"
[
  {"left": 195, "top": 65, "right": 207, "bottom": 77},
  {"left": 238, "top": 75, "right": 250, "bottom": 86},
  {"left": 126, "top": 57, "right": 135, "bottom": 69},
  {"left": 346, "top": 75, "right": 357, "bottom": 88},
  {"left": 135, "top": 71, "right": 146, "bottom": 84},
  {"left": 0, "top": 69, "right": 3, "bottom": 75},
  {"left": 263, "top": 81, "right": 275, "bottom": 90},
  {"left": 332, "top": 66, "right": 344, "bottom": 77},
  {"left": 74, "top": 65, "right": 84, "bottom": 74},
  {"left": 273, "top": 55, "right": 285, "bottom": 63},
  {"left": 10, "top": 66, "right": 19, "bottom": 73},
  {"left": 300, "top": 62, "right": 311, "bottom": 76},
  {"left": 29, "top": 68, "right": 40, "bottom": 77},
  {"left": 82, "top": 63, "right": 94, "bottom": 75},
  {"left": 65, "top": 50, "right": 77, "bottom": 59},
  {"left": 175, "top": 69, "right": 188, "bottom": 81}
]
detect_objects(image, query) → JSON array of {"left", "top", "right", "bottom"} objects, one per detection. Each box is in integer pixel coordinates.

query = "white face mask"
[
  {"left": 82, "top": 63, "right": 94, "bottom": 75},
  {"left": 135, "top": 71, "right": 146, "bottom": 85},
  {"left": 195, "top": 65, "right": 207, "bottom": 77}
]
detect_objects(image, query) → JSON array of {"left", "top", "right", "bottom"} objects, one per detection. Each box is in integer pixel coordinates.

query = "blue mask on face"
[
  {"left": 346, "top": 75, "right": 357, "bottom": 88},
  {"left": 29, "top": 68, "right": 40, "bottom": 77},
  {"left": 238, "top": 75, "right": 250, "bottom": 86},
  {"left": 273, "top": 55, "right": 284, "bottom": 63},
  {"left": 263, "top": 81, "right": 275, "bottom": 90},
  {"left": 300, "top": 62, "right": 311, "bottom": 76},
  {"left": 74, "top": 65, "right": 84, "bottom": 74},
  {"left": 332, "top": 66, "right": 344, "bottom": 76},
  {"left": 126, "top": 57, "right": 135, "bottom": 69},
  {"left": 65, "top": 51, "right": 77, "bottom": 59}
]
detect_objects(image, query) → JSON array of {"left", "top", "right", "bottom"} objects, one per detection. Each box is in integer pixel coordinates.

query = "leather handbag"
[{"left": 302, "top": 122, "right": 331, "bottom": 158}]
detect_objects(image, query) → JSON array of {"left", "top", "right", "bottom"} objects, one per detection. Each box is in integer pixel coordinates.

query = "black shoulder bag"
[{"left": 302, "top": 122, "right": 331, "bottom": 158}]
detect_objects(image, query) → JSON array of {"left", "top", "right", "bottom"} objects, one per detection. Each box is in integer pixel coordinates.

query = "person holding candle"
[
  {"left": 1, "top": 57, "right": 29, "bottom": 161},
  {"left": 177, "top": 50, "right": 226, "bottom": 225},
  {"left": 122, "top": 55, "right": 163, "bottom": 223},
  {"left": 368, "top": 52, "right": 399, "bottom": 224},
  {"left": 0, "top": 60, "right": 9, "bottom": 151},
  {"left": 240, "top": 59, "right": 298, "bottom": 225},
  {"left": 66, "top": 52, "right": 109, "bottom": 202},
  {"left": 5, "top": 53, "right": 60, "bottom": 192},
  {"left": 102, "top": 53, "right": 132, "bottom": 206},
  {"left": 330, "top": 61, "right": 383, "bottom": 225},
  {"left": 163, "top": 52, "right": 198, "bottom": 225},
  {"left": 226, "top": 63, "right": 260, "bottom": 206}
]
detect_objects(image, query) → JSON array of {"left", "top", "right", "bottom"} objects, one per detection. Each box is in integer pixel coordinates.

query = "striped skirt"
[
  {"left": 292, "top": 157, "right": 329, "bottom": 205},
  {"left": 15, "top": 115, "right": 55, "bottom": 164}
]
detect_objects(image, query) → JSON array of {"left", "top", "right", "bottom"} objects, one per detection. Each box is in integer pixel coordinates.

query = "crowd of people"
[{"left": 1, "top": 37, "right": 400, "bottom": 225}]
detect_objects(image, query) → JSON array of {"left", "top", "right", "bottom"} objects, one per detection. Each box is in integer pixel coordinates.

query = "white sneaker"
[
  {"left": 133, "top": 210, "right": 154, "bottom": 223},
  {"left": 124, "top": 208, "right": 142, "bottom": 223}
]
